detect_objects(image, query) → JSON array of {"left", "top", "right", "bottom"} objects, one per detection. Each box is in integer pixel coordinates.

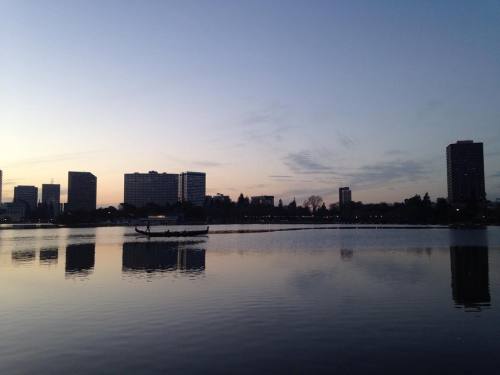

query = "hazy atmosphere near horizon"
[{"left": 1, "top": 0, "right": 500, "bottom": 206}]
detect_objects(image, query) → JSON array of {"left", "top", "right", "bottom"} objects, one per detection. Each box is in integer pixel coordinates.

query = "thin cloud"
[
  {"left": 335, "top": 130, "right": 355, "bottom": 149},
  {"left": 2, "top": 178, "right": 24, "bottom": 186},
  {"left": 163, "top": 154, "right": 225, "bottom": 168},
  {"left": 241, "top": 102, "right": 287, "bottom": 127},
  {"left": 283, "top": 150, "right": 336, "bottom": 175},
  {"left": 347, "top": 159, "right": 427, "bottom": 188},
  {"left": 384, "top": 149, "right": 408, "bottom": 156},
  {"left": 4, "top": 151, "right": 100, "bottom": 168}
]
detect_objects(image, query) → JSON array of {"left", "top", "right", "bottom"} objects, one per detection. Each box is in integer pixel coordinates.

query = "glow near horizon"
[{"left": 1, "top": 0, "right": 500, "bottom": 206}]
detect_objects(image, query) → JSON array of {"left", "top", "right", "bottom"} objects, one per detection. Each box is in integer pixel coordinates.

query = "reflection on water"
[
  {"left": 122, "top": 241, "right": 205, "bottom": 276},
  {"left": 65, "top": 243, "right": 95, "bottom": 278},
  {"left": 11, "top": 249, "right": 36, "bottom": 265},
  {"left": 1, "top": 226, "right": 500, "bottom": 374},
  {"left": 340, "top": 248, "right": 353, "bottom": 260},
  {"left": 450, "top": 245, "right": 491, "bottom": 310},
  {"left": 40, "top": 247, "right": 58, "bottom": 265}
]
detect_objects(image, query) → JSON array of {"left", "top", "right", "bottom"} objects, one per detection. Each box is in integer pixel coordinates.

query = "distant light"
[{"left": 456, "top": 208, "right": 460, "bottom": 212}]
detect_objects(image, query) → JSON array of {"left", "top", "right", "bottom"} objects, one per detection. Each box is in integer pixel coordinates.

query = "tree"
[
  {"left": 303, "top": 195, "right": 323, "bottom": 213},
  {"left": 278, "top": 199, "right": 283, "bottom": 209},
  {"left": 237, "top": 193, "right": 249, "bottom": 206}
]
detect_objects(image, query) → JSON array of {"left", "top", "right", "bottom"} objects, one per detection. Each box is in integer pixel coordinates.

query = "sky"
[{"left": 1, "top": 0, "right": 500, "bottom": 206}]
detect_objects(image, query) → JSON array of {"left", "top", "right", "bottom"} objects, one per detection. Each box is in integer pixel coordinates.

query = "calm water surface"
[{"left": 1, "top": 225, "right": 500, "bottom": 374}]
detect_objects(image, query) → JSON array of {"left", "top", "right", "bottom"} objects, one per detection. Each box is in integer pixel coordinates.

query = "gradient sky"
[{"left": 1, "top": 0, "right": 500, "bottom": 206}]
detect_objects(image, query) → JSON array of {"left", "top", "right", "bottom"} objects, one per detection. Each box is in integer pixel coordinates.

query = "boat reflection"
[
  {"left": 450, "top": 245, "right": 490, "bottom": 311},
  {"left": 65, "top": 243, "right": 96, "bottom": 278},
  {"left": 11, "top": 249, "right": 36, "bottom": 265},
  {"left": 40, "top": 247, "right": 58, "bottom": 265},
  {"left": 122, "top": 241, "right": 205, "bottom": 277}
]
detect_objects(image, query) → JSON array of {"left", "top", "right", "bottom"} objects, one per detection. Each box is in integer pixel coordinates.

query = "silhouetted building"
[
  {"left": 251, "top": 195, "right": 274, "bottom": 206},
  {"left": 206, "top": 193, "right": 231, "bottom": 204},
  {"left": 179, "top": 172, "right": 206, "bottom": 206},
  {"left": 65, "top": 243, "right": 95, "bottom": 277},
  {"left": 67, "top": 171, "right": 97, "bottom": 212},
  {"left": 42, "top": 184, "right": 60, "bottom": 218},
  {"left": 0, "top": 202, "right": 26, "bottom": 222},
  {"left": 339, "top": 187, "right": 352, "bottom": 207},
  {"left": 446, "top": 140, "right": 485, "bottom": 204},
  {"left": 124, "top": 171, "right": 179, "bottom": 208},
  {"left": 14, "top": 185, "right": 38, "bottom": 211},
  {"left": 450, "top": 246, "right": 490, "bottom": 309}
]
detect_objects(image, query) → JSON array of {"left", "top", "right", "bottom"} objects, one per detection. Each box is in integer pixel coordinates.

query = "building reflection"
[
  {"left": 65, "top": 243, "right": 95, "bottom": 278},
  {"left": 11, "top": 249, "right": 36, "bottom": 265},
  {"left": 177, "top": 248, "right": 206, "bottom": 271},
  {"left": 340, "top": 248, "right": 353, "bottom": 261},
  {"left": 122, "top": 241, "right": 205, "bottom": 276},
  {"left": 450, "top": 245, "right": 490, "bottom": 310},
  {"left": 40, "top": 247, "right": 58, "bottom": 265}
]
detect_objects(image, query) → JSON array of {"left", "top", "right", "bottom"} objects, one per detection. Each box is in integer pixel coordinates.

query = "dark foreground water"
[{"left": 1, "top": 225, "right": 500, "bottom": 374}]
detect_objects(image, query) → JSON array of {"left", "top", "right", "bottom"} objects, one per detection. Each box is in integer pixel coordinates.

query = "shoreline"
[{"left": 0, "top": 223, "right": 492, "bottom": 232}]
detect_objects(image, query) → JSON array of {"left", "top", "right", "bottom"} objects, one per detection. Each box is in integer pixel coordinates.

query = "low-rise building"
[{"left": 251, "top": 195, "right": 275, "bottom": 206}]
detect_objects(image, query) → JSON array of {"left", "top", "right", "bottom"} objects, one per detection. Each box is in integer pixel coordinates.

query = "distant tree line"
[{"left": 47, "top": 192, "right": 500, "bottom": 226}]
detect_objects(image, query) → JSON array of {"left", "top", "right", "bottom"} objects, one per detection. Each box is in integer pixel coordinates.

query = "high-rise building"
[
  {"left": 124, "top": 171, "right": 179, "bottom": 208},
  {"left": 42, "top": 184, "right": 61, "bottom": 217},
  {"left": 0, "top": 169, "right": 2, "bottom": 204},
  {"left": 14, "top": 185, "right": 38, "bottom": 211},
  {"left": 446, "top": 140, "right": 485, "bottom": 204},
  {"left": 179, "top": 172, "right": 206, "bottom": 206},
  {"left": 339, "top": 187, "right": 352, "bottom": 207},
  {"left": 67, "top": 172, "right": 97, "bottom": 212}
]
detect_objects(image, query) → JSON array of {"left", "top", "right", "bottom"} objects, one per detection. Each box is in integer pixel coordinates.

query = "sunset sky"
[{"left": 1, "top": 0, "right": 500, "bottom": 206}]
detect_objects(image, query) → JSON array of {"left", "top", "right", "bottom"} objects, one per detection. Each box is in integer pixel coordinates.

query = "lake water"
[{"left": 1, "top": 225, "right": 500, "bottom": 374}]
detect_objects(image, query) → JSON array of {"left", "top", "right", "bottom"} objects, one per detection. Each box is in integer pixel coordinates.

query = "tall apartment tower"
[
  {"left": 179, "top": 172, "right": 206, "bottom": 206},
  {"left": 42, "top": 184, "right": 61, "bottom": 217},
  {"left": 339, "top": 187, "right": 352, "bottom": 207},
  {"left": 124, "top": 171, "right": 179, "bottom": 207},
  {"left": 14, "top": 185, "right": 38, "bottom": 211},
  {"left": 67, "top": 172, "right": 97, "bottom": 212},
  {"left": 446, "top": 140, "right": 485, "bottom": 204}
]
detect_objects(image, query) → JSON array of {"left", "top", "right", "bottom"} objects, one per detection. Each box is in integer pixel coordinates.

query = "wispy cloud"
[
  {"left": 241, "top": 102, "right": 287, "bottom": 127},
  {"left": 415, "top": 99, "right": 443, "bottom": 122},
  {"left": 384, "top": 149, "right": 408, "bottom": 156},
  {"left": 347, "top": 159, "right": 427, "bottom": 188},
  {"left": 268, "top": 175, "right": 294, "bottom": 179},
  {"left": 163, "top": 154, "right": 225, "bottom": 168},
  {"left": 2, "top": 178, "right": 24, "bottom": 186},
  {"left": 335, "top": 130, "right": 355, "bottom": 149},
  {"left": 283, "top": 150, "right": 336, "bottom": 175},
  {"left": 4, "top": 151, "right": 100, "bottom": 168}
]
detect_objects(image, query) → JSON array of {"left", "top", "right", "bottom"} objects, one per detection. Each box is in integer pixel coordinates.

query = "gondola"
[{"left": 135, "top": 226, "right": 209, "bottom": 237}]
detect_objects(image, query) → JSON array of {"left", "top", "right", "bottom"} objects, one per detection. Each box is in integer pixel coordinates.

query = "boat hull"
[{"left": 135, "top": 227, "right": 209, "bottom": 237}]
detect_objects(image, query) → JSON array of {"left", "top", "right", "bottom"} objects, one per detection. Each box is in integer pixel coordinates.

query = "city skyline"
[
  {"left": 0, "top": 137, "right": 493, "bottom": 209},
  {"left": 1, "top": 1, "right": 500, "bottom": 205}
]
